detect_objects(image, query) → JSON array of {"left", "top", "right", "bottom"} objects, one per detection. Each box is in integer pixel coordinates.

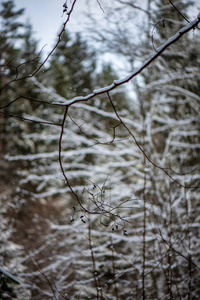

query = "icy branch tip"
[{"left": 197, "top": 12, "right": 200, "bottom": 20}]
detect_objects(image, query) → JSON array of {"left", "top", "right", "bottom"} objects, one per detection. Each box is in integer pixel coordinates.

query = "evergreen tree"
[
  {"left": 0, "top": 1, "right": 41, "bottom": 158},
  {"left": 0, "top": 0, "right": 24, "bottom": 153},
  {"left": 0, "top": 2, "right": 40, "bottom": 298},
  {"left": 48, "top": 31, "right": 96, "bottom": 98}
]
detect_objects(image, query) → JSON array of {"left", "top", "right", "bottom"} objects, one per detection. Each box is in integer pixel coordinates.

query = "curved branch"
[{"left": 169, "top": 0, "right": 190, "bottom": 23}]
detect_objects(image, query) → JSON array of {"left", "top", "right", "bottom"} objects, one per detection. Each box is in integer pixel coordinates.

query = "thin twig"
[
  {"left": 169, "top": 0, "right": 190, "bottom": 23},
  {"left": 96, "top": 0, "right": 105, "bottom": 13}
]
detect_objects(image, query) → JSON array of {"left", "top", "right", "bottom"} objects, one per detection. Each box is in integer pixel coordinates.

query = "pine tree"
[
  {"left": 0, "top": 0, "right": 24, "bottom": 153},
  {"left": 0, "top": 2, "right": 41, "bottom": 298},
  {"left": 48, "top": 30, "right": 96, "bottom": 98}
]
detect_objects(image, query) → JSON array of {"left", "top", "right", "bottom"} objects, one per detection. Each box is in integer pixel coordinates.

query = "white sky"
[{"left": 15, "top": 0, "right": 105, "bottom": 55}]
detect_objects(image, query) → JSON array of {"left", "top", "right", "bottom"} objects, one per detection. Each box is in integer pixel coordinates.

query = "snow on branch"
[{"left": 54, "top": 14, "right": 200, "bottom": 107}]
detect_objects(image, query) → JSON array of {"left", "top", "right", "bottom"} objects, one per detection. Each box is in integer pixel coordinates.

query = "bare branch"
[
  {"left": 169, "top": 0, "right": 190, "bottom": 23},
  {"left": 95, "top": 0, "right": 105, "bottom": 13}
]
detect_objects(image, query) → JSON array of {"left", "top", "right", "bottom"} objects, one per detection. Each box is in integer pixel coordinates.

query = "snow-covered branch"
[{"left": 54, "top": 14, "right": 200, "bottom": 107}]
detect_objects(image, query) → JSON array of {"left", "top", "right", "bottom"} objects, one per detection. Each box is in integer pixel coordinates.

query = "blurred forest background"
[{"left": 0, "top": 0, "right": 200, "bottom": 299}]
